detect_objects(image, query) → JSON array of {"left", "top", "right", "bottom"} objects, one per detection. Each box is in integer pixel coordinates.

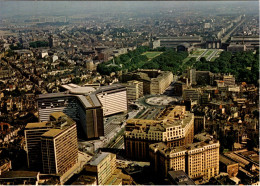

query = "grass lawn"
[
  {"left": 183, "top": 57, "right": 191, "bottom": 63},
  {"left": 210, "top": 57, "right": 218, "bottom": 62},
  {"left": 142, "top": 52, "right": 163, "bottom": 59},
  {"left": 203, "top": 50, "right": 214, "bottom": 58},
  {"left": 190, "top": 49, "right": 205, "bottom": 56}
]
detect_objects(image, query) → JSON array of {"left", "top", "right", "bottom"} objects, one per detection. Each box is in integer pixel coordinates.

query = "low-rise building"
[
  {"left": 168, "top": 170, "right": 195, "bottom": 185},
  {"left": 219, "top": 155, "right": 239, "bottom": 178}
]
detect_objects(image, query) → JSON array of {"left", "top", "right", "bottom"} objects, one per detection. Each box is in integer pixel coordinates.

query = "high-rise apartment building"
[
  {"left": 149, "top": 133, "right": 219, "bottom": 180},
  {"left": 25, "top": 112, "right": 78, "bottom": 175},
  {"left": 124, "top": 106, "right": 194, "bottom": 160},
  {"left": 24, "top": 122, "right": 52, "bottom": 170},
  {"left": 41, "top": 112, "right": 78, "bottom": 175}
]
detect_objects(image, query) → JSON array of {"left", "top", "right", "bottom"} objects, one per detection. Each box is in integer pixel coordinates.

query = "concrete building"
[
  {"left": 85, "top": 152, "right": 117, "bottom": 185},
  {"left": 37, "top": 90, "right": 104, "bottom": 139},
  {"left": 149, "top": 133, "right": 219, "bottom": 180},
  {"left": 219, "top": 155, "right": 239, "bottom": 178},
  {"left": 158, "top": 36, "right": 202, "bottom": 48},
  {"left": 122, "top": 69, "right": 173, "bottom": 95},
  {"left": 126, "top": 80, "right": 143, "bottom": 101},
  {"left": 95, "top": 84, "right": 127, "bottom": 116},
  {"left": 194, "top": 116, "right": 205, "bottom": 134},
  {"left": 25, "top": 113, "right": 78, "bottom": 174},
  {"left": 223, "top": 75, "right": 236, "bottom": 86},
  {"left": 124, "top": 106, "right": 194, "bottom": 160},
  {"left": 24, "top": 122, "right": 52, "bottom": 170},
  {"left": 183, "top": 88, "right": 201, "bottom": 102},
  {"left": 41, "top": 112, "right": 78, "bottom": 175}
]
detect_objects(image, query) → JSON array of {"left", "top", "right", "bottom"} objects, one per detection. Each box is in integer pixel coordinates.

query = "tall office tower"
[
  {"left": 24, "top": 122, "right": 52, "bottom": 170},
  {"left": 149, "top": 133, "right": 220, "bottom": 180},
  {"left": 124, "top": 106, "right": 194, "bottom": 160},
  {"left": 126, "top": 80, "right": 143, "bottom": 101},
  {"left": 24, "top": 112, "right": 78, "bottom": 173},
  {"left": 95, "top": 84, "right": 127, "bottom": 116},
  {"left": 37, "top": 90, "right": 104, "bottom": 139},
  {"left": 41, "top": 112, "right": 78, "bottom": 175},
  {"left": 85, "top": 152, "right": 117, "bottom": 185}
]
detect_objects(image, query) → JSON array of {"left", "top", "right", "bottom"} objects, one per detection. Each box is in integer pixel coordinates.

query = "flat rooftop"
[
  {"left": 42, "top": 128, "right": 64, "bottom": 137},
  {"left": 168, "top": 170, "right": 196, "bottom": 185},
  {"left": 220, "top": 155, "right": 238, "bottom": 166},
  {"left": 88, "top": 152, "right": 110, "bottom": 166},
  {"left": 0, "top": 171, "right": 39, "bottom": 179},
  {"left": 25, "top": 122, "right": 49, "bottom": 129},
  {"left": 95, "top": 84, "right": 126, "bottom": 94}
]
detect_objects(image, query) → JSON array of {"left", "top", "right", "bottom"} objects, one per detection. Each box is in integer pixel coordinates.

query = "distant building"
[
  {"left": 126, "top": 80, "right": 143, "bottom": 101},
  {"left": 85, "top": 60, "right": 96, "bottom": 71},
  {"left": 168, "top": 170, "right": 195, "bottom": 185},
  {"left": 183, "top": 88, "right": 201, "bottom": 102},
  {"left": 173, "top": 81, "right": 187, "bottom": 96},
  {"left": 125, "top": 106, "right": 194, "bottom": 160},
  {"left": 122, "top": 69, "right": 173, "bottom": 95},
  {"left": 227, "top": 44, "right": 246, "bottom": 52},
  {"left": 158, "top": 36, "right": 203, "bottom": 48},
  {"left": 149, "top": 133, "right": 220, "bottom": 180},
  {"left": 223, "top": 75, "right": 236, "bottom": 86},
  {"left": 194, "top": 116, "right": 205, "bottom": 134},
  {"left": 177, "top": 43, "right": 194, "bottom": 52}
]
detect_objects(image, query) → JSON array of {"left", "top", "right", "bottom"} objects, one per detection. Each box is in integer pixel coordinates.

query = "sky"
[{"left": 0, "top": 1, "right": 259, "bottom": 18}]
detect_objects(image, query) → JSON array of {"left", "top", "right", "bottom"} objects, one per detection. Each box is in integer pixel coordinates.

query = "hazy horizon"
[{"left": 0, "top": 1, "right": 259, "bottom": 18}]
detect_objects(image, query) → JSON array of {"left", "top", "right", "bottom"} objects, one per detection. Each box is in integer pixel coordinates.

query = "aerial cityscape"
[{"left": 0, "top": 1, "right": 259, "bottom": 185}]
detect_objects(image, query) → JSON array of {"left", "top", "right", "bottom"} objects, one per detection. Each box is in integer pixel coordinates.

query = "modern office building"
[
  {"left": 124, "top": 106, "right": 194, "bottom": 160},
  {"left": 122, "top": 69, "right": 173, "bottom": 95},
  {"left": 149, "top": 133, "right": 219, "bottom": 180},
  {"left": 37, "top": 90, "right": 104, "bottom": 139},
  {"left": 183, "top": 88, "right": 201, "bottom": 102},
  {"left": 41, "top": 112, "right": 78, "bottom": 175},
  {"left": 25, "top": 112, "right": 78, "bottom": 174},
  {"left": 85, "top": 152, "right": 117, "bottom": 185},
  {"left": 95, "top": 84, "right": 127, "bottom": 116},
  {"left": 24, "top": 122, "right": 52, "bottom": 170},
  {"left": 126, "top": 80, "right": 143, "bottom": 101}
]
